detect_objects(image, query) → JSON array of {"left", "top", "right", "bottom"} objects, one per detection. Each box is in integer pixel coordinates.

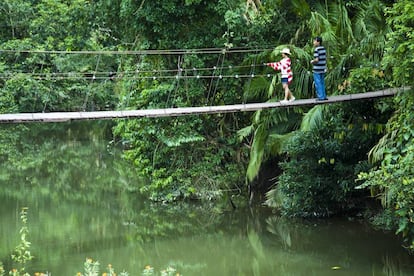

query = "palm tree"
[
  {"left": 238, "top": 45, "right": 313, "bottom": 183},
  {"left": 240, "top": 0, "right": 391, "bottom": 185}
]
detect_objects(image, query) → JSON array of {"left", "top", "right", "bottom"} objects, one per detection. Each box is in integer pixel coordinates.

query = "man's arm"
[
  {"left": 310, "top": 57, "right": 319, "bottom": 64},
  {"left": 311, "top": 48, "right": 319, "bottom": 64}
]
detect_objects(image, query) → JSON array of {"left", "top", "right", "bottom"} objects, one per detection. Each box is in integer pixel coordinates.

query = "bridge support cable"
[{"left": 0, "top": 87, "right": 407, "bottom": 123}]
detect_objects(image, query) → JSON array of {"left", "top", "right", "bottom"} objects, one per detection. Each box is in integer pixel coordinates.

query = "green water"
[{"left": 0, "top": 122, "right": 413, "bottom": 275}]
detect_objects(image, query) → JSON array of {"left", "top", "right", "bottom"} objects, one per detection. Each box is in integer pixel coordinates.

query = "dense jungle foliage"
[{"left": 0, "top": 0, "right": 413, "bottom": 249}]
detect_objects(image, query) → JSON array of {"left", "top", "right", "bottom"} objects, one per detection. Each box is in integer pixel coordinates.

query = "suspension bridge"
[{"left": 0, "top": 87, "right": 407, "bottom": 123}]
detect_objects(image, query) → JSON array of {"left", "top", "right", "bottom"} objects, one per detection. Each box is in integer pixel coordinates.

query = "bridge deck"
[{"left": 0, "top": 87, "right": 407, "bottom": 123}]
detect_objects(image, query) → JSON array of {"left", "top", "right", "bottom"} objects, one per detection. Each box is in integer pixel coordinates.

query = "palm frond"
[
  {"left": 246, "top": 123, "right": 267, "bottom": 182},
  {"left": 266, "top": 131, "right": 296, "bottom": 156},
  {"left": 367, "top": 129, "right": 398, "bottom": 164},
  {"left": 354, "top": 0, "right": 388, "bottom": 38},
  {"left": 267, "top": 75, "right": 278, "bottom": 98},
  {"left": 293, "top": 67, "right": 313, "bottom": 98},
  {"left": 329, "top": 1, "right": 355, "bottom": 45},
  {"left": 237, "top": 124, "right": 254, "bottom": 142},
  {"left": 300, "top": 105, "right": 326, "bottom": 132},
  {"left": 308, "top": 11, "right": 336, "bottom": 43},
  {"left": 353, "top": 0, "right": 389, "bottom": 63},
  {"left": 253, "top": 109, "right": 262, "bottom": 125},
  {"left": 244, "top": 76, "right": 272, "bottom": 100},
  {"left": 265, "top": 187, "right": 281, "bottom": 208}
]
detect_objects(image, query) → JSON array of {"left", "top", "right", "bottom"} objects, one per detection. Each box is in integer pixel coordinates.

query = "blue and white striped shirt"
[{"left": 313, "top": 46, "right": 327, "bottom": 73}]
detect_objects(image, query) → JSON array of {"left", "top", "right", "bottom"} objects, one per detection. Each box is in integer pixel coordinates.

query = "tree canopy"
[{"left": 0, "top": 0, "right": 413, "bottom": 250}]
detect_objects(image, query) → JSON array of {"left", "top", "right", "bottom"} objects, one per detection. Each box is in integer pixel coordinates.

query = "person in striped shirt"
[
  {"left": 267, "top": 48, "right": 295, "bottom": 103},
  {"left": 310, "top": 36, "right": 328, "bottom": 101}
]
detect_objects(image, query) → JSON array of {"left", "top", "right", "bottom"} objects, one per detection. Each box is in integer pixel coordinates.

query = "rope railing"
[{"left": 0, "top": 87, "right": 406, "bottom": 124}]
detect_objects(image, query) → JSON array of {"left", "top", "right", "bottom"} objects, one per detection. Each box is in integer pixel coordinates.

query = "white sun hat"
[{"left": 280, "top": 48, "right": 291, "bottom": 55}]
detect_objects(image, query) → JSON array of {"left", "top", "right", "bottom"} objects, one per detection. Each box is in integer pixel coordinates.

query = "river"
[{"left": 0, "top": 122, "right": 413, "bottom": 275}]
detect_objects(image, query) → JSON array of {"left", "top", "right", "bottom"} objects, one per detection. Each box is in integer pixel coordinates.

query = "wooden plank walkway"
[{"left": 0, "top": 87, "right": 408, "bottom": 123}]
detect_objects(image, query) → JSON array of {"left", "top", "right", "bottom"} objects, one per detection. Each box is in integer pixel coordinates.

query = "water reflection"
[
  {"left": 2, "top": 195, "right": 414, "bottom": 275},
  {"left": 0, "top": 122, "right": 413, "bottom": 275},
  {"left": 264, "top": 216, "right": 414, "bottom": 276}
]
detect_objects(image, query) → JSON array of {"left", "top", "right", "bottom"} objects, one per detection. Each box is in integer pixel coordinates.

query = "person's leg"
[
  {"left": 287, "top": 85, "right": 295, "bottom": 101},
  {"left": 313, "top": 73, "right": 323, "bottom": 99},
  {"left": 320, "top": 73, "right": 326, "bottom": 99},
  {"left": 288, "top": 84, "right": 295, "bottom": 102},
  {"left": 282, "top": 83, "right": 289, "bottom": 100}
]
